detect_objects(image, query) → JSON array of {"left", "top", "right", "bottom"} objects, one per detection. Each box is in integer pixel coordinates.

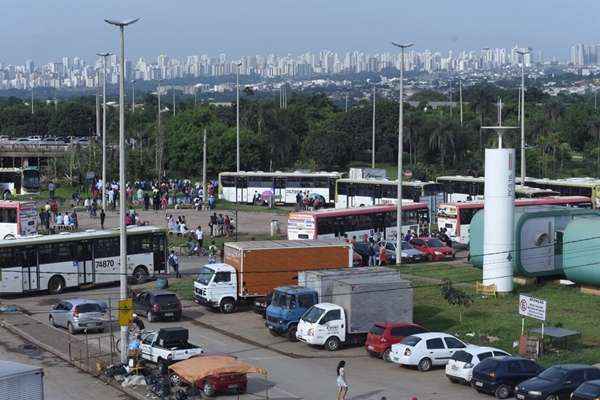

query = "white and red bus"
[
  {"left": 437, "top": 196, "right": 592, "bottom": 245},
  {"left": 287, "top": 203, "right": 429, "bottom": 240},
  {"left": 0, "top": 201, "right": 38, "bottom": 239}
]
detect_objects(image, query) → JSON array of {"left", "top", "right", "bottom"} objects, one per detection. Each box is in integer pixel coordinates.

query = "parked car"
[
  {"left": 139, "top": 327, "right": 204, "bottom": 366},
  {"left": 446, "top": 347, "right": 510, "bottom": 384},
  {"left": 389, "top": 332, "right": 468, "bottom": 371},
  {"left": 378, "top": 240, "right": 427, "bottom": 264},
  {"left": 471, "top": 356, "right": 543, "bottom": 399},
  {"left": 133, "top": 290, "right": 182, "bottom": 322},
  {"left": 514, "top": 364, "right": 600, "bottom": 400},
  {"left": 572, "top": 379, "right": 600, "bottom": 400},
  {"left": 365, "top": 322, "right": 427, "bottom": 362},
  {"left": 410, "top": 237, "right": 455, "bottom": 261},
  {"left": 49, "top": 299, "right": 107, "bottom": 334}
]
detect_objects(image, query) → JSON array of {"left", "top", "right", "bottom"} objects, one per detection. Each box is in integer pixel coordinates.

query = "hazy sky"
[{"left": 2, "top": 0, "right": 599, "bottom": 63}]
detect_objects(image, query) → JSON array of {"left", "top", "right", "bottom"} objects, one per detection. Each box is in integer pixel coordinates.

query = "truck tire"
[
  {"left": 382, "top": 348, "right": 392, "bottom": 362},
  {"left": 418, "top": 357, "right": 432, "bottom": 372},
  {"left": 287, "top": 324, "right": 298, "bottom": 342},
  {"left": 325, "top": 336, "right": 341, "bottom": 351},
  {"left": 220, "top": 298, "right": 235, "bottom": 314},
  {"left": 203, "top": 381, "right": 216, "bottom": 397}
]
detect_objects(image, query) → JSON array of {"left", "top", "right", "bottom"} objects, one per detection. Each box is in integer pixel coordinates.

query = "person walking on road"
[
  {"left": 168, "top": 250, "right": 180, "bottom": 278},
  {"left": 100, "top": 209, "right": 106, "bottom": 230},
  {"left": 336, "top": 360, "right": 349, "bottom": 400}
]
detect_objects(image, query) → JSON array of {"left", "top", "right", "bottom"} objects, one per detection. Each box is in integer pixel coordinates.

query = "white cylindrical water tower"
[{"left": 483, "top": 148, "right": 515, "bottom": 292}]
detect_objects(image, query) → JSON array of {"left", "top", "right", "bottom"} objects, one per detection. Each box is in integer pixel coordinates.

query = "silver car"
[
  {"left": 379, "top": 240, "right": 427, "bottom": 263},
  {"left": 49, "top": 299, "right": 107, "bottom": 334}
]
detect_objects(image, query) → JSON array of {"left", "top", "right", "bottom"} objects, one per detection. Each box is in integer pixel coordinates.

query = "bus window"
[
  {"left": 459, "top": 208, "right": 479, "bottom": 225},
  {"left": 382, "top": 185, "right": 397, "bottom": 199},
  {"left": 53, "top": 242, "right": 73, "bottom": 263},
  {"left": 221, "top": 176, "right": 235, "bottom": 188},
  {"left": 128, "top": 234, "right": 153, "bottom": 255},
  {"left": 0, "top": 208, "right": 17, "bottom": 223},
  {"left": 316, "top": 217, "right": 335, "bottom": 235},
  {"left": 72, "top": 241, "right": 92, "bottom": 261},
  {"left": 94, "top": 237, "right": 119, "bottom": 259},
  {"left": 0, "top": 248, "right": 14, "bottom": 269}
]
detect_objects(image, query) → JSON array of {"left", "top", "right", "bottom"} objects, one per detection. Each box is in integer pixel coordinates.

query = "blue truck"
[{"left": 265, "top": 286, "right": 318, "bottom": 341}]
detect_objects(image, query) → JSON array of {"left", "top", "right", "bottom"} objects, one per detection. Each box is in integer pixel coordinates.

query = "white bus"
[
  {"left": 335, "top": 178, "right": 444, "bottom": 208},
  {"left": 0, "top": 226, "right": 168, "bottom": 295},
  {"left": 288, "top": 203, "right": 429, "bottom": 240},
  {"left": 0, "top": 167, "right": 41, "bottom": 197},
  {"left": 218, "top": 171, "right": 342, "bottom": 205},
  {"left": 0, "top": 201, "right": 38, "bottom": 239}
]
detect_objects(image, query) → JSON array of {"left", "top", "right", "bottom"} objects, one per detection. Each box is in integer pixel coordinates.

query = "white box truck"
[{"left": 296, "top": 267, "right": 413, "bottom": 351}]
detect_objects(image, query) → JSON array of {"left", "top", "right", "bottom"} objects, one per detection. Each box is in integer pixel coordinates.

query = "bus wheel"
[
  {"left": 48, "top": 276, "right": 66, "bottom": 295},
  {"left": 133, "top": 266, "right": 149, "bottom": 284}
]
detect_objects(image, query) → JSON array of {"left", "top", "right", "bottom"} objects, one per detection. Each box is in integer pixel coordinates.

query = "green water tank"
[{"left": 563, "top": 216, "right": 600, "bottom": 286}]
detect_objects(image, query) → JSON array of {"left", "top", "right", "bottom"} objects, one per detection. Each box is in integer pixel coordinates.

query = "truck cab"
[
  {"left": 193, "top": 263, "right": 238, "bottom": 313},
  {"left": 296, "top": 303, "right": 347, "bottom": 351},
  {"left": 265, "top": 286, "right": 318, "bottom": 340}
]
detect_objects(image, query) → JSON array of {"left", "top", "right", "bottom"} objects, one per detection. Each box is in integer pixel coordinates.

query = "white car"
[
  {"left": 389, "top": 332, "right": 468, "bottom": 372},
  {"left": 445, "top": 346, "right": 510, "bottom": 384}
]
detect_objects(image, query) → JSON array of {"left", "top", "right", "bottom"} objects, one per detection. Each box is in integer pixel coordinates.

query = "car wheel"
[
  {"left": 494, "top": 384, "right": 511, "bottom": 399},
  {"left": 220, "top": 298, "right": 235, "bottom": 314},
  {"left": 147, "top": 311, "right": 155, "bottom": 323},
  {"left": 203, "top": 381, "right": 216, "bottom": 397},
  {"left": 67, "top": 322, "right": 76, "bottom": 335},
  {"left": 287, "top": 324, "right": 298, "bottom": 342},
  {"left": 417, "top": 357, "right": 432, "bottom": 372},
  {"left": 325, "top": 336, "right": 341, "bottom": 351},
  {"left": 544, "top": 395, "right": 558, "bottom": 400},
  {"left": 382, "top": 348, "right": 392, "bottom": 362}
]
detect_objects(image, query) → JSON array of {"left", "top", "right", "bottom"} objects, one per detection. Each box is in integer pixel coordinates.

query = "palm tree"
[{"left": 428, "top": 118, "right": 456, "bottom": 170}]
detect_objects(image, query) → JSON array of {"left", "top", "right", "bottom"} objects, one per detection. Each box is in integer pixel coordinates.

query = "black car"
[
  {"left": 572, "top": 379, "right": 600, "bottom": 400},
  {"left": 515, "top": 365, "right": 600, "bottom": 400},
  {"left": 133, "top": 290, "right": 182, "bottom": 322},
  {"left": 472, "top": 356, "right": 544, "bottom": 399}
]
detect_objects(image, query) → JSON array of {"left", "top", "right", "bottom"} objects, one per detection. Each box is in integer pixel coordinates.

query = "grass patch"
[
  {"left": 398, "top": 262, "right": 483, "bottom": 283},
  {"left": 169, "top": 278, "right": 195, "bottom": 301}
]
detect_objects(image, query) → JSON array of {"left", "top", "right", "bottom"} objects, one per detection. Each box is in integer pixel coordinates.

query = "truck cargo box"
[
  {"left": 0, "top": 360, "right": 44, "bottom": 400},
  {"left": 224, "top": 240, "right": 353, "bottom": 298}
]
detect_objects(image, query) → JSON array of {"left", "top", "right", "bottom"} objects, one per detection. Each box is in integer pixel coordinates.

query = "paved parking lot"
[{"left": 2, "top": 279, "right": 486, "bottom": 400}]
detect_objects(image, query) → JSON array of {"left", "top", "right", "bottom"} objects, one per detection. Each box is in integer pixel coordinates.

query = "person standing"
[
  {"left": 336, "top": 360, "right": 349, "bottom": 400},
  {"left": 100, "top": 209, "right": 106, "bottom": 230},
  {"left": 195, "top": 226, "right": 204, "bottom": 249},
  {"left": 48, "top": 181, "right": 56, "bottom": 200},
  {"left": 168, "top": 250, "right": 180, "bottom": 278}
]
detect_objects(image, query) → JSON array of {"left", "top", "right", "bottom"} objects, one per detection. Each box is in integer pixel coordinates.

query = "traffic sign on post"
[
  {"left": 519, "top": 294, "right": 547, "bottom": 321},
  {"left": 118, "top": 298, "right": 133, "bottom": 327}
]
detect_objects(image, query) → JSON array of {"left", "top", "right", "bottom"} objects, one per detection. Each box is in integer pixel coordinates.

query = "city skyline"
[{"left": 2, "top": 0, "right": 600, "bottom": 64}]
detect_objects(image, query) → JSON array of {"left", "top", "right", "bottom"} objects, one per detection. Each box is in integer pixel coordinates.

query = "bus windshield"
[{"left": 23, "top": 169, "right": 40, "bottom": 190}]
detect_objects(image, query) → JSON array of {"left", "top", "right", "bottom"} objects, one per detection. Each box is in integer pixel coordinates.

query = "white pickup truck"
[{"left": 139, "top": 327, "right": 204, "bottom": 365}]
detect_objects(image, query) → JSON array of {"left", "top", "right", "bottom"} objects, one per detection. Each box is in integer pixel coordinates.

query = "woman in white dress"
[{"left": 336, "top": 360, "right": 349, "bottom": 400}]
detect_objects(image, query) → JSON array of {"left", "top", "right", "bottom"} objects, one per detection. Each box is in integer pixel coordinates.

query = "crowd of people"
[{"left": 295, "top": 190, "right": 324, "bottom": 210}]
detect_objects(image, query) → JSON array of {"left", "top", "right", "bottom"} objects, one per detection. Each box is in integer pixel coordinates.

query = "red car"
[
  {"left": 194, "top": 373, "right": 247, "bottom": 397},
  {"left": 410, "top": 237, "right": 455, "bottom": 261},
  {"left": 365, "top": 322, "right": 427, "bottom": 361}
]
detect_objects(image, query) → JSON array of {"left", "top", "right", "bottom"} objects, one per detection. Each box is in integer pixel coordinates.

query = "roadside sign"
[
  {"left": 118, "top": 299, "right": 133, "bottom": 327},
  {"left": 519, "top": 294, "right": 546, "bottom": 321}
]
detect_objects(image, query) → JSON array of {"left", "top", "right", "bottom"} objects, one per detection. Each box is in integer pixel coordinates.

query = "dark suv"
[
  {"left": 572, "top": 380, "right": 600, "bottom": 400},
  {"left": 133, "top": 290, "right": 182, "bottom": 322},
  {"left": 472, "top": 356, "right": 543, "bottom": 399},
  {"left": 515, "top": 364, "right": 600, "bottom": 400}
]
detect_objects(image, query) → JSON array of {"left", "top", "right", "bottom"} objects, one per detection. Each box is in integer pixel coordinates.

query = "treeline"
[{"left": 2, "top": 83, "right": 600, "bottom": 183}]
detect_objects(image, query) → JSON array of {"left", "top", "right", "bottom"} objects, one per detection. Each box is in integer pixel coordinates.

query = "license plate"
[
  {"left": 367, "top": 345, "right": 374, "bottom": 351},
  {"left": 164, "top": 312, "right": 174, "bottom": 317},
  {"left": 516, "top": 395, "right": 525, "bottom": 400},
  {"left": 475, "top": 381, "right": 483, "bottom": 387}
]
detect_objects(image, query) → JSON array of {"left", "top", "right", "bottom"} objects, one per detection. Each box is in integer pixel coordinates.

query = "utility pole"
[
  {"left": 391, "top": 41, "right": 413, "bottom": 266},
  {"left": 345, "top": 92, "right": 349, "bottom": 112},
  {"left": 202, "top": 128, "right": 207, "bottom": 208},
  {"left": 31, "top": 85, "right": 34, "bottom": 114},
  {"left": 105, "top": 17, "right": 139, "bottom": 364},
  {"left": 372, "top": 84, "right": 376, "bottom": 168},
  {"left": 131, "top": 79, "right": 136, "bottom": 111},
  {"left": 97, "top": 52, "right": 112, "bottom": 212},
  {"left": 96, "top": 70, "right": 101, "bottom": 138},
  {"left": 156, "top": 87, "right": 163, "bottom": 179},
  {"left": 236, "top": 63, "right": 241, "bottom": 172},
  {"left": 517, "top": 49, "right": 529, "bottom": 186},
  {"left": 459, "top": 79, "right": 463, "bottom": 126},
  {"left": 172, "top": 86, "right": 176, "bottom": 116}
]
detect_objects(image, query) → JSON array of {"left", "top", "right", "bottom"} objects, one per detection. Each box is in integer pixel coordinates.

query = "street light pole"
[
  {"left": 172, "top": 86, "right": 176, "bottom": 116},
  {"left": 372, "top": 84, "right": 376, "bottom": 168},
  {"left": 132, "top": 79, "right": 136, "bottom": 111},
  {"left": 105, "top": 17, "right": 139, "bottom": 364},
  {"left": 459, "top": 79, "right": 463, "bottom": 126},
  {"left": 391, "top": 41, "right": 413, "bottom": 266},
  {"left": 31, "top": 85, "right": 34, "bottom": 115},
  {"left": 236, "top": 63, "right": 241, "bottom": 172},
  {"left": 517, "top": 49, "right": 529, "bottom": 186},
  {"left": 97, "top": 52, "right": 112, "bottom": 212}
]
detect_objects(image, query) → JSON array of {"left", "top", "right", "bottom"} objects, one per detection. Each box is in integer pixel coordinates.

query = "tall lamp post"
[
  {"left": 105, "top": 17, "right": 139, "bottom": 364},
  {"left": 236, "top": 62, "right": 242, "bottom": 172},
  {"left": 391, "top": 41, "right": 413, "bottom": 266},
  {"left": 97, "top": 52, "right": 112, "bottom": 212},
  {"left": 131, "top": 79, "right": 136, "bottom": 111},
  {"left": 516, "top": 49, "right": 529, "bottom": 186},
  {"left": 371, "top": 82, "right": 376, "bottom": 168}
]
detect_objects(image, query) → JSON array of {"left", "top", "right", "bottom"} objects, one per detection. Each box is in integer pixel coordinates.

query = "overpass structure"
[{"left": 0, "top": 142, "right": 89, "bottom": 168}]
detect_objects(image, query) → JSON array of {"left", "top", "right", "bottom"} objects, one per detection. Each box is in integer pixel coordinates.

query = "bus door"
[
  {"left": 235, "top": 177, "right": 248, "bottom": 203},
  {"left": 18, "top": 247, "right": 38, "bottom": 292},
  {"left": 153, "top": 233, "right": 167, "bottom": 273},
  {"left": 274, "top": 178, "right": 285, "bottom": 204},
  {"left": 73, "top": 241, "right": 93, "bottom": 285},
  {"left": 374, "top": 213, "right": 385, "bottom": 239}
]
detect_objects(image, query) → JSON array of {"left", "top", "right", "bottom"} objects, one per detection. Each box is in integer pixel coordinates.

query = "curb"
[{"left": 0, "top": 315, "right": 147, "bottom": 400}]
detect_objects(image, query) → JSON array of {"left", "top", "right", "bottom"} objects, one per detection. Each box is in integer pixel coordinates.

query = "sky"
[{"left": 2, "top": 0, "right": 599, "bottom": 64}]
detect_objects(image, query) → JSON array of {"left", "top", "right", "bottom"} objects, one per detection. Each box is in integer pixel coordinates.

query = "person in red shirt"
[{"left": 378, "top": 244, "right": 388, "bottom": 266}]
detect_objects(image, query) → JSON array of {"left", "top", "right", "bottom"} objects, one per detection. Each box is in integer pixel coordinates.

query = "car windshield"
[
  {"left": 451, "top": 350, "right": 473, "bottom": 363},
  {"left": 196, "top": 266, "right": 215, "bottom": 285},
  {"left": 369, "top": 324, "right": 385, "bottom": 336},
  {"left": 301, "top": 306, "right": 325, "bottom": 323},
  {"left": 426, "top": 239, "right": 444, "bottom": 248},
  {"left": 401, "top": 336, "right": 422, "bottom": 346},
  {"left": 401, "top": 242, "right": 413, "bottom": 250},
  {"left": 538, "top": 367, "right": 568, "bottom": 382},
  {"left": 76, "top": 303, "right": 102, "bottom": 313},
  {"left": 577, "top": 383, "right": 600, "bottom": 397},
  {"left": 271, "top": 290, "right": 289, "bottom": 308}
]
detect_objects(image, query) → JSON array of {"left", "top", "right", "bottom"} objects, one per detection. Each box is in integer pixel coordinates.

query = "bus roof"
[
  {"left": 0, "top": 200, "right": 36, "bottom": 208},
  {"left": 336, "top": 178, "right": 440, "bottom": 187},
  {"left": 438, "top": 175, "right": 600, "bottom": 189},
  {"left": 226, "top": 239, "right": 350, "bottom": 251},
  {"left": 290, "top": 203, "right": 428, "bottom": 219},
  {"left": 0, "top": 168, "right": 23, "bottom": 173},
  {"left": 219, "top": 171, "right": 342, "bottom": 178},
  {"left": 438, "top": 196, "right": 591, "bottom": 209},
  {"left": 0, "top": 225, "right": 166, "bottom": 248},
  {"left": 436, "top": 175, "right": 559, "bottom": 196}
]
